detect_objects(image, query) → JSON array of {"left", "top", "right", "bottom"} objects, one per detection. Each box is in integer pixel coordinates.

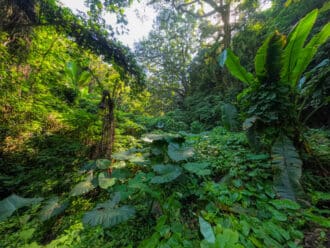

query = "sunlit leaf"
[
  {"left": 199, "top": 216, "right": 215, "bottom": 243},
  {"left": 167, "top": 143, "right": 194, "bottom": 162},
  {"left": 70, "top": 176, "right": 96, "bottom": 196},
  {"left": 218, "top": 49, "right": 255, "bottom": 85},
  {"left": 98, "top": 172, "right": 116, "bottom": 189}
]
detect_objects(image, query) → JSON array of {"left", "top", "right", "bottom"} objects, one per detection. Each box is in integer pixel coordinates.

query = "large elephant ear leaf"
[
  {"left": 167, "top": 143, "right": 194, "bottom": 162},
  {"left": 98, "top": 172, "right": 116, "bottom": 189},
  {"left": 0, "top": 194, "right": 43, "bottom": 221},
  {"left": 83, "top": 199, "right": 135, "bottom": 228},
  {"left": 70, "top": 175, "right": 96, "bottom": 197},
  {"left": 271, "top": 136, "right": 304, "bottom": 201},
  {"left": 39, "top": 197, "right": 68, "bottom": 221},
  {"left": 281, "top": 9, "right": 318, "bottom": 85},
  {"left": 219, "top": 49, "right": 255, "bottom": 85},
  {"left": 150, "top": 164, "right": 182, "bottom": 184}
]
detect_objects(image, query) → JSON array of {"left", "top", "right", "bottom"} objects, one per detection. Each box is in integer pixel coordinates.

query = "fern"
[{"left": 271, "top": 136, "right": 304, "bottom": 201}]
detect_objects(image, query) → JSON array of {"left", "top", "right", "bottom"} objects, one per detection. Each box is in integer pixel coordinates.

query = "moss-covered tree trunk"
[{"left": 98, "top": 90, "right": 115, "bottom": 159}]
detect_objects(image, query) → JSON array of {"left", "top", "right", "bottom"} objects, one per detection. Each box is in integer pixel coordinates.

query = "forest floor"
[{"left": 0, "top": 126, "right": 329, "bottom": 247}]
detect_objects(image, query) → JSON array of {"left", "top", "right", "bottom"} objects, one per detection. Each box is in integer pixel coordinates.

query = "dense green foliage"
[{"left": 0, "top": 0, "right": 329, "bottom": 247}]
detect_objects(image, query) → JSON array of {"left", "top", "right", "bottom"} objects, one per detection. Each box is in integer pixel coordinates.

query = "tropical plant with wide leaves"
[
  {"left": 219, "top": 8, "right": 329, "bottom": 201},
  {"left": 219, "top": 8, "right": 330, "bottom": 145}
]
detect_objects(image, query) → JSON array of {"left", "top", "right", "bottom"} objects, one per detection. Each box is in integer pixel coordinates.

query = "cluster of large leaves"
[
  {"left": 219, "top": 8, "right": 330, "bottom": 132},
  {"left": 82, "top": 192, "right": 135, "bottom": 228},
  {"left": 0, "top": 194, "right": 43, "bottom": 221}
]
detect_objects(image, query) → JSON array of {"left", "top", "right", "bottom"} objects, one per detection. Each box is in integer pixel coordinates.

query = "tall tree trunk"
[
  {"left": 98, "top": 90, "right": 115, "bottom": 159},
  {"left": 220, "top": 2, "right": 231, "bottom": 89}
]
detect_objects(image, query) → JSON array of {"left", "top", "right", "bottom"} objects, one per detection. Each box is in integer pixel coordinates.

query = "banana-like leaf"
[
  {"left": 39, "top": 197, "right": 68, "bottom": 221},
  {"left": 184, "top": 162, "right": 211, "bottom": 176},
  {"left": 167, "top": 143, "right": 194, "bottom": 162},
  {"left": 290, "top": 22, "right": 330, "bottom": 88},
  {"left": 83, "top": 200, "right": 135, "bottom": 228},
  {"left": 0, "top": 194, "right": 43, "bottom": 221},
  {"left": 219, "top": 49, "right": 255, "bottom": 85},
  {"left": 150, "top": 164, "right": 182, "bottom": 184},
  {"left": 281, "top": 9, "right": 318, "bottom": 85},
  {"left": 256, "top": 31, "right": 286, "bottom": 83},
  {"left": 271, "top": 136, "right": 303, "bottom": 201},
  {"left": 255, "top": 33, "right": 273, "bottom": 81}
]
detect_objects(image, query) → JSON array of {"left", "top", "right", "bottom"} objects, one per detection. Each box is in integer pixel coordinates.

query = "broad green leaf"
[
  {"left": 255, "top": 31, "right": 285, "bottom": 83},
  {"left": 183, "top": 162, "right": 211, "bottom": 176},
  {"left": 0, "top": 194, "right": 43, "bottom": 221},
  {"left": 78, "top": 70, "right": 91, "bottom": 87},
  {"left": 167, "top": 143, "right": 194, "bottom": 162},
  {"left": 98, "top": 172, "right": 116, "bottom": 189},
  {"left": 219, "top": 49, "right": 255, "bottom": 85},
  {"left": 39, "top": 197, "right": 68, "bottom": 221},
  {"left": 263, "top": 222, "right": 290, "bottom": 241},
  {"left": 150, "top": 164, "right": 182, "bottom": 184},
  {"left": 311, "top": 191, "right": 330, "bottom": 205},
  {"left": 199, "top": 216, "right": 215, "bottom": 244},
  {"left": 70, "top": 176, "right": 96, "bottom": 196},
  {"left": 270, "top": 199, "right": 300, "bottom": 210},
  {"left": 255, "top": 33, "right": 273, "bottom": 81},
  {"left": 304, "top": 212, "right": 330, "bottom": 228},
  {"left": 112, "top": 149, "right": 137, "bottom": 161},
  {"left": 19, "top": 228, "right": 35, "bottom": 241},
  {"left": 215, "top": 229, "right": 243, "bottom": 248},
  {"left": 290, "top": 22, "right": 330, "bottom": 88},
  {"left": 271, "top": 136, "right": 303, "bottom": 201},
  {"left": 267, "top": 206, "right": 287, "bottom": 221},
  {"left": 95, "top": 159, "right": 111, "bottom": 169},
  {"left": 83, "top": 203, "right": 135, "bottom": 228},
  {"left": 281, "top": 9, "right": 318, "bottom": 85}
]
